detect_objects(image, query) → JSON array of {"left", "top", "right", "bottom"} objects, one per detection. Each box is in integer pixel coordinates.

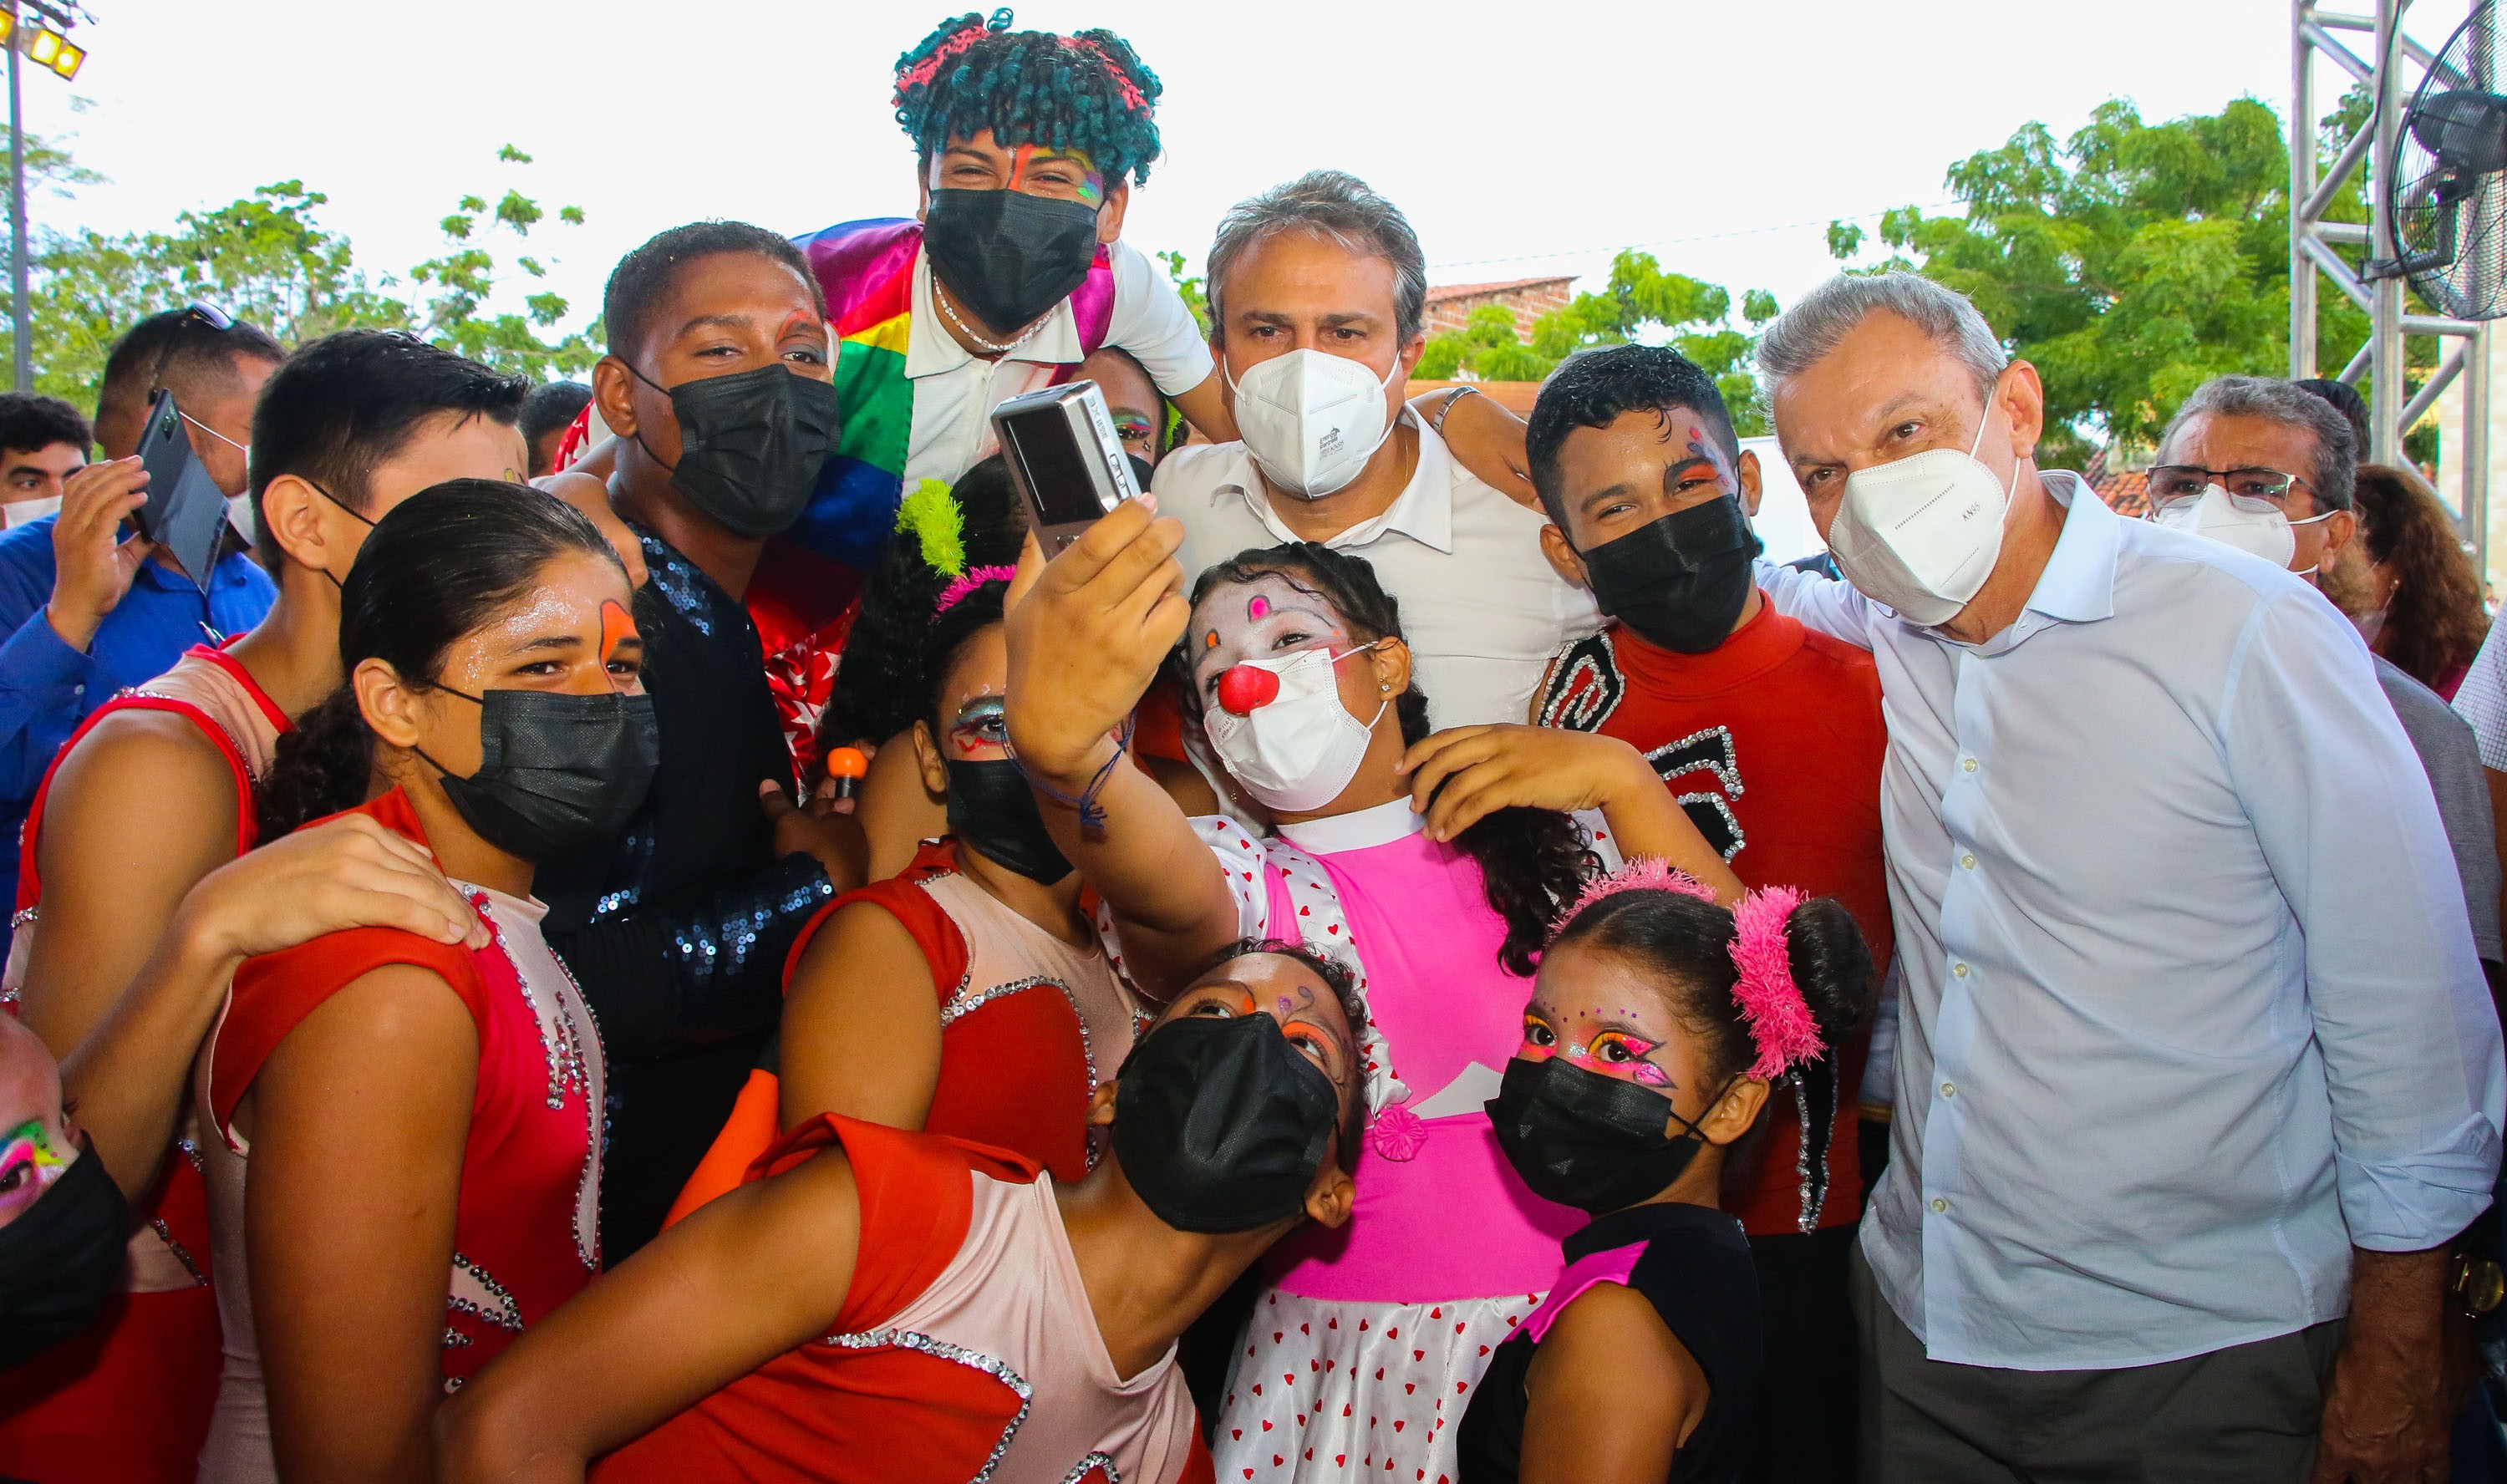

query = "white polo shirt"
[
  {"left": 1155, "top": 414, "right": 1602, "bottom": 729},
  {"left": 900, "top": 238, "right": 1212, "bottom": 490}
]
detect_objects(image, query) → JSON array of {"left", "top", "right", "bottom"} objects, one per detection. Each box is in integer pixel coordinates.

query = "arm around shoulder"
[{"left": 437, "top": 1139, "right": 867, "bottom": 1483}]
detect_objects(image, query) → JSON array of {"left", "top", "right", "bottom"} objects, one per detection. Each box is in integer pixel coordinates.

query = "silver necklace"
[{"left": 933, "top": 277, "right": 1049, "bottom": 357}]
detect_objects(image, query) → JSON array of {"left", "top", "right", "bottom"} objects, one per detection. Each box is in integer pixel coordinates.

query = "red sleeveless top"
[
  {"left": 598, "top": 1116, "right": 1213, "bottom": 1484},
  {"left": 666, "top": 842, "right": 1131, "bottom": 1225},
  {"left": 205, "top": 787, "right": 603, "bottom": 1388},
  {"left": 0, "top": 643, "right": 287, "bottom": 1484}
]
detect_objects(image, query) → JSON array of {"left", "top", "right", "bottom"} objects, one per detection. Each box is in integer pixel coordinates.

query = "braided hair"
[
  {"left": 893, "top": 9, "right": 1164, "bottom": 186},
  {"left": 1178, "top": 543, "right": 1599, "bottom": 978}
]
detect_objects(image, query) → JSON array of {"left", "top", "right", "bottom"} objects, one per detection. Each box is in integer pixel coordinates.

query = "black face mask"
[
  {"left": 923, "top": 188, "right": 1102, "bottom": 338},
  {"left": 1579, "top": 497, "right": 1764, "bottom": 655},
  {"left": 420, "top": 686, "right": 661, "bottom": 862},
  {"left": 1487, "top": 1055, "right": 1726, "bottom": 1216},
  {"left": 945, "top": 758, "right": 1071, "bottom": 884},
  {"left": 1112, "top": 1011, "right": 1340, "bottom": 1234},
  {"left": 0, "top": 1136, "right": 130, "bottom": 1370},
  {"left": 629, "top": 363, "right": 840, "bottom": 538}
]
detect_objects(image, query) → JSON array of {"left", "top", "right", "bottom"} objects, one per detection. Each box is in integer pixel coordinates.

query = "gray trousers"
[{"left": 1851, "top": 1243, "right": 2343, "bottom": 1482}]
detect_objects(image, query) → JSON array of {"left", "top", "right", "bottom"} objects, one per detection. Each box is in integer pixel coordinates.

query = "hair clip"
[
  {"left": 1727, "top": 885, "right": 1823, "bottom": 1080},
  {"left": 934, "top": 565, "right": 1016, "bottom": 617}
]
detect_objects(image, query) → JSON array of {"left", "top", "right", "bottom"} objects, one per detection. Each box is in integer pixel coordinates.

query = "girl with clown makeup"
[{"left": 1004, "top": 500, "right": 1740, "bottom": 1484}]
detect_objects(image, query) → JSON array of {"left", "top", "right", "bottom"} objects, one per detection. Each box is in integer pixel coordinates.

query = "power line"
[{"left": 1424, "top": 201, "right": 1965, "bottom": 276}]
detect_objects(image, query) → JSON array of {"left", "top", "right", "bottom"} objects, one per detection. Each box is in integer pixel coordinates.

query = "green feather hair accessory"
[{"left": 896, "top": 478, "right": 967, "bottom": 578}]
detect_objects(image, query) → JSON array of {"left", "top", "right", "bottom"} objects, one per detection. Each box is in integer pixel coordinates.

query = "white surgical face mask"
[
  {"left": 1224, "top": 348, "right": 1401, "bottom": 500},
  {"left": 226, "top": 494, "right": 256, "bottom": 546},
  {"left": 2149, "top": 484, "right": 2332, "bottom": 574},
  {"left": 1203, "top": 643, "right": 1387, "bottom": 813},
  {"left": 1825, "top": 399, "right": 2018, "bottom": 627},
  {"left": 1, "top": 495, "right": 61, "bottom": 529}
]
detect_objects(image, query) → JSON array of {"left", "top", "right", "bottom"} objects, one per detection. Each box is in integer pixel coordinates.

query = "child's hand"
[
  {"left": 1003, "top": 500, "right": 1188, "bottom": 787},
  {"left": 1397, "top": 725, "right": 1657, "bottom": 841}
]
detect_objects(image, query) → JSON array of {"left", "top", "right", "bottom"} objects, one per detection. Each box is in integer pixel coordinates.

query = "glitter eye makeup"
[
  {"left": 1552, "top": 1031, "right": 1675, "bottom": 1087},
  {"left": 0, "top": 1118, "right": 68, "bottom": 1208},
  {"left": 946, "top": 695, "right": 1009, "bottom": 756},
  {"left": 1009, "top": 144, "right": 1106, "bottom": 206}
]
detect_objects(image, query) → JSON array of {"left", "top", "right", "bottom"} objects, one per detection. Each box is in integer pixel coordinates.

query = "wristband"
[{"left": 1431, "top": 384, "right": 1478, "bottom": 435}]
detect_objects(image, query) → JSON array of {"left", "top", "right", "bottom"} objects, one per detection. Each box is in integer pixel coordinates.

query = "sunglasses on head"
[{"left": 148, "top": 302, "right": 239, "bottom": 395}]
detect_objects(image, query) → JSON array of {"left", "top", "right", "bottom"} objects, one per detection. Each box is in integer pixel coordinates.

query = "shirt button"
[
  {"left": 1952, "top": 962, "right": 1971, "bottom": 978},
  {"left": 1961, "top": 757, "right": 1979, "bottom": 772},
  {"left": 1940, "top": 1081, "right": 1957, "bottom": 1098},
  {"left": 1931, "top": 1197, "right": 1950, "bottom": 1213},
  {"left": 69, "top": 684, "right": 83, "bottom": 697},
  {"left": 1960, "top": 853, "right": 1976, "bottom": 869}
]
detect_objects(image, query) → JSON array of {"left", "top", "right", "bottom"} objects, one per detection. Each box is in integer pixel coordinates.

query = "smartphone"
[
  {"left": 990, "top": 380, "right": 1142, "bottom": 553},
  {"left": 132, "top": 389, "right": 233, "bottom": 591}
]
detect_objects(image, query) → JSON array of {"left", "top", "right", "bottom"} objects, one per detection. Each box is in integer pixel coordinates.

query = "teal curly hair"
[{"left": 893, "top": 9, "right": 1164, "bottom": 186}]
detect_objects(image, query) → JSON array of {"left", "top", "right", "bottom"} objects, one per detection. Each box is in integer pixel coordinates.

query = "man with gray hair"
[
  {"left": 2149, "top": 372, "right": 2500, "bottom": 974},
  {"left": 1153, "top": 170, "right": 1598, "bottom": 727},
  {"left": 1752, "top": 271, "right": 2501, "bottom": 1480}
]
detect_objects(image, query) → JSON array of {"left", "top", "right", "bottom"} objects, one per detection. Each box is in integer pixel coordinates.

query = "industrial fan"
[{"left": 2389, "top": 0, "right": 2507, "bottom": 320}]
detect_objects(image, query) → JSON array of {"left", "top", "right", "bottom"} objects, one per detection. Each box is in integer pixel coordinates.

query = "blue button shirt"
[
  {"left": 1760, "top": 473, "right": 2504, "bottom": 1370},
  {"left": 0, "top": 514, "right": 275, "bottom": 927}
]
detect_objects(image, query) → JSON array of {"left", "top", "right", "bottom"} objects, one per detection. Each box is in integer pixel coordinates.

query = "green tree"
[
  {"left": 2, "top": 141, "right": 598, "bottom": 406},
  {"left": 1825, "top": 94, "right": 2424, "bottom": 470},
  {"left": 1415, "top": 252, "right": 1781, "bottom": 434},
  {"left": 405, "top": 145, "right": 597, "bottom": 380},
  {"left": 1157, "top": 248, "right": 1209, "bottom": 338}
]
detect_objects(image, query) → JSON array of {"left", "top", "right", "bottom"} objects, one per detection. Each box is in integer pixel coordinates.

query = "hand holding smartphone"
[{"left": 132, "top": 389, "right": 235, "bottom": 590}]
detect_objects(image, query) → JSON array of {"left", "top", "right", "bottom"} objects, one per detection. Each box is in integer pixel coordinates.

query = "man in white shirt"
[
  {"left": 1750, "top": 272, "right": 2502, "bottom": 1481},
  {"left": 1154, "top": 171, "right": 1599, "bottom": 729}
]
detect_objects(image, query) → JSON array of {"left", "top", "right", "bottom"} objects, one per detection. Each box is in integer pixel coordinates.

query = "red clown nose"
[{"left": 1216, "top": 663, "right": 1281, "bottom": 716}]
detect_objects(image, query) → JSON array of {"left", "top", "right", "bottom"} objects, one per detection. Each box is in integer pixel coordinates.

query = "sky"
[{"left": 10, "top": 0, "right": 2481, "bottom": 359}]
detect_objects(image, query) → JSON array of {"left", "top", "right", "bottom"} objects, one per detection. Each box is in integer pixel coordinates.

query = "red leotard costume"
[
  {"left": 598, "top": 1114, "right": 1210, "bottom": 1484},
  {"left": 0, "top": 643, "right": 287, "bottom": 1484},
  {"left": 666, "top": 840, "right": 1137, "bottom": 1222},
  {"left": 192, "top": 787, "right": 603, "bottom": 1480}
]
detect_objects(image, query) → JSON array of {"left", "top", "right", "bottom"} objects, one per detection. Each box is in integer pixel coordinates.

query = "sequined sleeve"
[{"left": 544, "top": 853, "right": 837, "bottom": 1060}]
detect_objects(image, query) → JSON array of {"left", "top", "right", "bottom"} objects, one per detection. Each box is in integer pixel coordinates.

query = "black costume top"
[
  {"left": 1457, "top": 1201, "right": 1763, "bottom": 1484},
  {"left": 536, "top": 523, "right": 833, "bottom": 1258}
]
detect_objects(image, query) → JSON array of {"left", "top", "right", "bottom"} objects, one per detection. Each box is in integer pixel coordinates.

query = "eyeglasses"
[
  {"left": 148, "top": 302, "right": 238, "bottom": 396},
  {"left": 2148, "top": 465, "right": 2314, "bottom": 507}
]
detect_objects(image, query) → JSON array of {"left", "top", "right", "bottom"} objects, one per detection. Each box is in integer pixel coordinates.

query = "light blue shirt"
[{"left": 1762, "top": 472, "right": 2504, "bottom": 1370}]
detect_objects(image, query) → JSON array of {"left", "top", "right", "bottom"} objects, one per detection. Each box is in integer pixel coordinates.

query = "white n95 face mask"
[
  {"left": 2150, "top": 485, "right": 2331, "bottom": 573},
  {"left": 1203, "top": 643, "right": 1387, "bottom": 813},
  {"left": 1, "top": 496, "right": 61, "bottom": 529},
  {"left": 1226, "top": 348, "right": 1401, "bottom": 500},
  {"left": 1825, "top": 402, "right": 2018, "bottom": 627}
]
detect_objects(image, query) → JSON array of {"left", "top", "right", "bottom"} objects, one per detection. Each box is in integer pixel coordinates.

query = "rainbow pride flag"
[{"left": 746, "top": 217, "right": 1115, "bottom": 767}]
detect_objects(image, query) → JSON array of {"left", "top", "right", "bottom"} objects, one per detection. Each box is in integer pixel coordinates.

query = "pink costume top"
[{"left": 1137, "top": 799, "right": 1615, "bottom": 1484}]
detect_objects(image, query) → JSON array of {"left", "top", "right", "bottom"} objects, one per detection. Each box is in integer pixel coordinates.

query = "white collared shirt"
[
  {"left": 900, "top": 238, "right": 1211, "bottom": 490},
  {"left": 1156, "top": 414, "right": 1601, "bottom": 729},
  {"left": 1760, "top": 471, "right": 2504, "bottom": 1370}
]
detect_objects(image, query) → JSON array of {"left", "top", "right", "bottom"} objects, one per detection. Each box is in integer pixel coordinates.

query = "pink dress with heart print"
[{"left": 1126, "top": 799, "right": 1592, "bottom": 1484}]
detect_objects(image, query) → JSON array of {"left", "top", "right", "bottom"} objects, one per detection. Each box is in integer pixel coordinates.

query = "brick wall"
[{"left": 1421, "top": 277, "right": 1576, "bottom": 341}]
